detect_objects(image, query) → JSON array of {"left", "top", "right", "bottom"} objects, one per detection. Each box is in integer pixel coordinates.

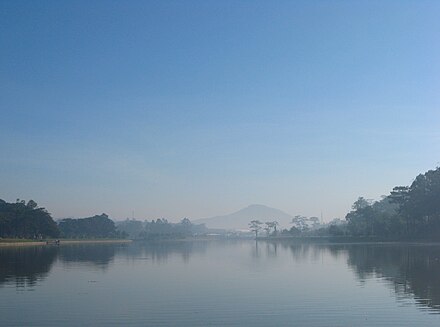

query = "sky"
[{"left": 1, "top": 0, "right": 440, "bottom": 221}]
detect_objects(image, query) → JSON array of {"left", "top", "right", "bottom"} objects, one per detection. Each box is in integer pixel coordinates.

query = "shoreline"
[
  {"left": 0, "top": 239, "right": 132, "bottom": 247},
  {"left": 257, "top": 235, "right": 440, "bottom": 244},
  {"left": 4, "top": 236, "right": 440, "bottom": 247}
]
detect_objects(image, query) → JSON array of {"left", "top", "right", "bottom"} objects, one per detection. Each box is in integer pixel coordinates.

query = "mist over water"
[
  {"left": 2, "top": 1, "right": 439, "bottom": 326},
  {"left": 1, "top": 241, "right": 440, "bottom": 326}
]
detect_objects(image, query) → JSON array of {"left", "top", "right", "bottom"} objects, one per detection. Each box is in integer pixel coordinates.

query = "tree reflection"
[
  {"left": 59, "top": 244, "right": 119, "bottom": 269},
  {"left": 126, "top": 240, "right": 209, "bottom": 263},
  {"left": 265, "top": 240, "right": 440, "bottom": 313},
  {"left": 0, "top": 246, "right": 58, "bottom": 288},
  {"left": 346, "top": 244, "right": 440, "bottom": 312}
]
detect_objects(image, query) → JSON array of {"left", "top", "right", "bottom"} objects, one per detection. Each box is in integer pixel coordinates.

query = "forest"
[
  {"left": 58, "top": 214, "right": 125, "bottom": 239},
  {"left": 0, "top": 199, "right": 59, "bottom": 239},
  {"left": 271, "top": 167, "right": 440, "bottom": 239},
  {"left": 343, "top": 166, "right": 440, "bottom": 238},
  {"left": 0, "top": 199, "right": 205, "bottom": 240},
  {"left": 0, "top": 201, "right": 122, "bottom": 239},
  {"left": 116, "top": 218, "right": 207, "bottom": 240}
]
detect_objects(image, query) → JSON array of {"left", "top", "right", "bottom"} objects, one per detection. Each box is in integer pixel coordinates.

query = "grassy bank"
[{"left": 0, "top": 238, "right": 132, "bottom": 247}]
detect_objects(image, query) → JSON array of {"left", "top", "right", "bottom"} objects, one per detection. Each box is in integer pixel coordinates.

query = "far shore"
[
  {"left": 0, "top": 239, "right": 132, "bottom": 247},
  {"left": 257, "top": 235, "right": 440, "bottom": 244}
]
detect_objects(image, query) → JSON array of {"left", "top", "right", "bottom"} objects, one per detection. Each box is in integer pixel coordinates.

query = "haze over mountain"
[{"left": 194, "top": 204, "right": 294, "bottom": 230}]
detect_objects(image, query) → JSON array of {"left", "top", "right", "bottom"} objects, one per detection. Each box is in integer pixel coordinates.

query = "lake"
[{"left": 1, "top": 240, "right": 440, "bottom": 326}]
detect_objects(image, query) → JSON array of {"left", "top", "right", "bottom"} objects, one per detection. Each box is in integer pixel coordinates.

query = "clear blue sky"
[{"left": 1, "top": 1, "right": 439, "bottom": 221}]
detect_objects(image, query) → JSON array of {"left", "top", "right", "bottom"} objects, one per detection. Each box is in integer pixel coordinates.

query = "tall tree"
[
  {"left": 249, "top": 220, "right": 263, "bottom": 239},
  {"left": 265, "top": 221, "right": 279, "bottom": 236},
  {"left": 291, "top": 215, "right": 309, "bottom": 232}
]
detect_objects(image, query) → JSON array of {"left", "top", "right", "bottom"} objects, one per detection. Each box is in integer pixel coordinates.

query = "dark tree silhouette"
[
  {"left": 0, "top": 199, "right": 59, "bottom": 238},
  {"left": 249, "top": 220, "right": 263, "bottom": 239}
]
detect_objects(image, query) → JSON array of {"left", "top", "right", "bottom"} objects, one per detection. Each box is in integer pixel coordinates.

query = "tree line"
[
  {"left": 249, "top": 167, "right": 440, "bottom": 240},
  {"left": 116, "top": 218, "right": 207, "bottom": 240},
  {"left": 4, "top": 166, "right": 440, "bottom": 241},
  {"left": 0, "top": 199, "right": 59, "bottom": 239},
  {"left": 0, "top": 198, "right": 206, "bottom": 240},
  {"left": 344, "top": 167, "right": 440, "bottom": 238},
  {"left": 58, "top": 214, "right": 125, "bottom": 239},
  {"left": 249, "top": 216, "right": 327, "bottom": 238},
  {"left": 0, "top": 199, "right": 122, "bottom": 239}
]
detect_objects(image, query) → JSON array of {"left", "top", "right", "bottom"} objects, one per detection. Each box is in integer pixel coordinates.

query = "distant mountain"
[{"left": 194, "top": 204, "right": 294, "bottom": 230}]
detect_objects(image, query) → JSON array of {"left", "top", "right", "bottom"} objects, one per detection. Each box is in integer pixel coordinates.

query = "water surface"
[{"left": 1, "top": 240, "right": 440, "bottom": 326}]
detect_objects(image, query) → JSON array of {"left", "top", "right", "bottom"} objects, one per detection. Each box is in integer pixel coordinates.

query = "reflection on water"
[
  {"left": 0, "top": 241, "right": 210, "bottom": 288},
  {"left": 254, "top": 240, "right": 440, "bottom": 314},
  {"left": 124, "top": 241, "right": 209, "bottom": 263},
  {"left": 345, "top": 244, "right": 440, "bottom": 312},
  {"left": 269, "top": 241, "right": 440, "bottom": 313},
  {"left": 0, "top": 246, "right": 58, "bottom": 288},
  {"left": 59, "top": 244, "right": 119, "bottom": 268},
  {"left": 1, "top": 240, "right": 440, "bottom": 325}
]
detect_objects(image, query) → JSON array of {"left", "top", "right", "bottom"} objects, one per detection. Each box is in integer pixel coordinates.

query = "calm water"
[{"left": 1, "top": 241, "right": 440, "bottom": 326}]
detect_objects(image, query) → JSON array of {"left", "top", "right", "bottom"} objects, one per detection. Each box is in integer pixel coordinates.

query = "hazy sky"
[{"left": 1, "top": 1, "right": 439, "bottom": 221}]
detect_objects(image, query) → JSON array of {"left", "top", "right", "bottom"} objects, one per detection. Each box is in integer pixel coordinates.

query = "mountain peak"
[
  {"left": 195, "top": 204, "right": 293, "bottom": 230},
  {"left": 245, "top": 204, "right": 270, "bottom": 209}
]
